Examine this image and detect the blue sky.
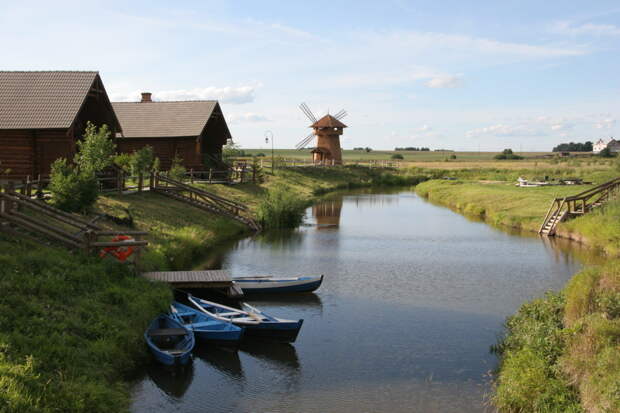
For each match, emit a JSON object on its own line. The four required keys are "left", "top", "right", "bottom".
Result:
{"left": 2, "top": 0, "right": 619, "bottom": 151}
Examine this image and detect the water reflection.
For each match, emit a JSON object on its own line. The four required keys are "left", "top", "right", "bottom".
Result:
{"left": 194, "top": 345, "right": 244, "bottom": 380}
{"left": 146, "top": 361, "right": 194, "bottom": 399}
{"left": 313, "top": 198, "right": 343, "bottom": 229}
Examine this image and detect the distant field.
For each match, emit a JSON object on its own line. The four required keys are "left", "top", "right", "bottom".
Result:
{"left": 243, "top": 149, "right": 552, "bottom": 162}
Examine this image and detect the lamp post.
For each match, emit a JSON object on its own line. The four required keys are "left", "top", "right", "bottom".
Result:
{"left": 265, "top": 130, "right": 274, "bottom": 174}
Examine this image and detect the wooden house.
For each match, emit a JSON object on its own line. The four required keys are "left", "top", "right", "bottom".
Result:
{"left": 0, "top": 71, "right": 121, "bottom": 179}
{"left": 112, "top": 93, "right": 232, "bottom": 170}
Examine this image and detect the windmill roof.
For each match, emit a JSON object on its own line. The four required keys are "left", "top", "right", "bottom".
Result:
{"left": 112, "top": 100, "right": 218, "bottom": 138}
{"left": 0, "top": 71, "right": 100, "bottom": 129}
{"left": 311, "top": 114, "right": 347, "bottom": 128}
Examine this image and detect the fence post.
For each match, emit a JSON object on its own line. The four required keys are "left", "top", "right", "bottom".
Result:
{"left": 138, "top": 174, "right": 143, "bottom": 193}
{"left": 149, "top": 172, "right": 155, "bottom": 190}
{"left": 208, "top": 169, "right": 212, "bottom": 184}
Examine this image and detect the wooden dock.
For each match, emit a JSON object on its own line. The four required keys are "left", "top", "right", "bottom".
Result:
{"left": 141, "top": 270, "right": 243, "bottom": 297}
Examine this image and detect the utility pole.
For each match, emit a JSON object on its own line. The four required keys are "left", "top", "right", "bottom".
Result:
{"left": 265, "top": 130, "right": 274, "bottom": 174}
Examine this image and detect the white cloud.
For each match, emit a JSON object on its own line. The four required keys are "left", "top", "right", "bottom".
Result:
{"left": 425, "top": 75, "right": 463, "bottom": 89}
{"left": 551, "top": 21, "right": 620, "bottom": 36}
{"left": 595, "top": 117, "right": 616, "bottom": 129}
{"left": 109, "top": 85, "right": 259, "bottom": 104}
{"left": 229, "top": 113, "right": 270, "bottom": 123}
{"left": 466, "top": 123, "right": 546, "bottom": 138}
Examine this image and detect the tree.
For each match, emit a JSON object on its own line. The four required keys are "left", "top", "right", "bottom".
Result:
{"left": 130, "top": 146, "right": 158, "bottom": 176}
{"left": 494, "top": 148, "right": 524, "bottom": 160}
{"left": 599, "top": 147, "right": 616, "bottom": 158}
{"left": 75, "top": 122, "right": 115, "bottom": 174}
{"left": 391, "top": 154, "right": 404, "bottom": 160}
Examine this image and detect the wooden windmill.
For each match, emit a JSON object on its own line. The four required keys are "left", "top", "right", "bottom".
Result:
{"left": 296, "top": 103, "right": 347, "bottom": 165}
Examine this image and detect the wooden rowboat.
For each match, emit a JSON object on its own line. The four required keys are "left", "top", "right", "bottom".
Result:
{"left": 170, "top": 301, "right": 244, "bottom": 346}
{"left": 232, "top": 274, "right": 324, "bottom": 293}
{"left": 187, "top": 294, "right": 304, "bottom": 343}
{"left": 145, "top": 314, "right": 195, "bottom": 366}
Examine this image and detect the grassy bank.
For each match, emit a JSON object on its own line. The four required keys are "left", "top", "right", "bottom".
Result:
{"left": 1, "top": 165, "right": 422, "bottom": 412}
{"left": 493, "top": 262, "right": 620, "bottom": 412}
{"left": 412, "top": 166, "right": 620, "bottom": 412}
{"left": 0, "top": 237, "right": 170, "bottom": 412}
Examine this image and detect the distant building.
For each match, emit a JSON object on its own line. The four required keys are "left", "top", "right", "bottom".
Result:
{"left": 593, "top": 138, "right": 619, "bottom": 154}
{"left": 593, "top": 139, "right": 608, "bottom": 153}
{"left": 608, "top": 139, "right": 620, "bottom": 153}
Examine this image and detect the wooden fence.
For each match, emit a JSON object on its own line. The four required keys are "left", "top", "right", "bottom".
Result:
{"left": 0, "top": 186, "right": 148, "bottom": 260}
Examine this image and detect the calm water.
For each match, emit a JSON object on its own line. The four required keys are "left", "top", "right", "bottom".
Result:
{"left": 132, "top": 188, "right": 595, "bottom": 413}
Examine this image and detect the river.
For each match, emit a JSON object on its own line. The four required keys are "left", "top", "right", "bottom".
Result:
{"left": 132, "top": 188, "right": 596, "bottom": 413}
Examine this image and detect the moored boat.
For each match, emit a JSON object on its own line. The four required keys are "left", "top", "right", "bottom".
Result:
{"left": 145, "top": 314, "right": 195, "bottom": 366}
{"left": 170, "top": 301, "right": 244, "bottom": 346}
{"left": 187, "top": 294, "right": 304, "bottom": 343}
{"left": 232, "top": 274, "right": 324, "bottom": 293}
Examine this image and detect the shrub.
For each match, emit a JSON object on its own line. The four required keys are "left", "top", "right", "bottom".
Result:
{"left": 495, "top": 149, "right": 524, "bottom": 160}
{"left": 251, "top": 156, "right": 265, "bottom": 183}
{"left": 450, "top": 154, "right": 457, "bottom": 159}
{"left": 48, "top": 159, "right": 99, "bottom": 213}
{"left": 599, "top": 147, "right": 616, "bottom": 158}
{"left": 113, "top": 153, "right": 132, "bottom": 173}
{"left": 391, "top": 154, "right": 404, "bottom": 160}
{"left": 130, "top": 146, "right": 158, "bottom": 176}
{"left": 256, "top": 185, "right": 306, "bottom": 229}
{"left": 255, "top": 153, "right": 266, "bottom": 157}
{"left": 168, "top": 155, "right": 187, "bottom": 181}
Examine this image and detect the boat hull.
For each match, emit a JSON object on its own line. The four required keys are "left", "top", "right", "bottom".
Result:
{"left": 171, "top": 302, "right": 244, "bottom": 347}
{"left": 234, "top": 275, "right": 323, "bottom": 294}
{"left": 241, "top": 319, "right": 304, "bottom": 343}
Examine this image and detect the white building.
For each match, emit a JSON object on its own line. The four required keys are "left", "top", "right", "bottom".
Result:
{"left": 593, "top": 138, "right": 608, "bottom": 153}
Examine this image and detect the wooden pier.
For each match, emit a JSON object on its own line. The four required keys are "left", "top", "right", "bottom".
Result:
{"left": 142, "top": 270, "right": 244, "bottom": 297}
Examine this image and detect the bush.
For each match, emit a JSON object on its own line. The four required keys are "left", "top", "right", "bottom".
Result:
{"left": 495, "top": 149, "right": 524, "bottom": 160}
{"left": 391, "top": 154, "right": 404, "bottom": 160}
{"left": 48, "top": 159, "right": 99, "bottom": 213}
{"left": 113, "top": 153, "right": 132, "bottom": 173}
{"left": 599, "top": 147, "right": 616, "bottom": 158}
{"left": 255, "top": 153, "right": 266, "bottom": 157}
{"left": 168, "top": 155, "right": 187, "bottom": 181}
{"left": 256, "top": 185, "right": 306, "bottom": 229}
{"left": 130, "top": 146, "right": 158, "bottom": 176}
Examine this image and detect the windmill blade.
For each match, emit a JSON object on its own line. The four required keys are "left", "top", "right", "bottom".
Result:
{"left": 295, "top": 133, "right": 315, "bottom": 150}
{"left": 299, "top": 102, "right": 317, "bottom": 123}
{"left": 334, "top": 109, "right": 347, "bottom": 120}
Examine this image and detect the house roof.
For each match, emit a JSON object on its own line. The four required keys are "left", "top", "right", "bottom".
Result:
{"left": 113, "top": 100, "right": 219, "bottom": 138}
{"left": 311, "top": 114, "right": 347, "bottom": 129}
{"left": 0, "top": 71, "right": 100, "bottom": 129}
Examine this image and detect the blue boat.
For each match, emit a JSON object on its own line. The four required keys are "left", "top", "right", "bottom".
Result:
{"left": 188, "top": 294, "right": 304, "bottom": 343}
{"left": 145, "top": 314, "right": 195, "bottom": 366}
{"left": 170, "top": 302, "right": 244, "bottom": 346}
{"left": 233, "top": 274, "right": 324, "bottom": 294}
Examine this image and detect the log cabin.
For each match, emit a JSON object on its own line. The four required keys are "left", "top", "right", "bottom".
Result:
{"left": 112, "top": 93, "right": 232, "bottom": 170}
{"left": 0, "top": 71, "right": 121, "bottom": 179}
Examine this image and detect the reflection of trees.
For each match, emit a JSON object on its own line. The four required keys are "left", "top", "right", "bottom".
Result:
{"left": 147, "top": 360, "right": 195, "bottom": 399}
{"left": 313, "top": 199, "right": 343, "bottom": 228}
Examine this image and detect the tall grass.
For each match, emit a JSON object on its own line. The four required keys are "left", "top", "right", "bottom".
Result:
{"left": 0, "top": 236, "right": 171, "bottom": 412}
{"left": 256, "top": 184, "right": 306, "bottom": 229}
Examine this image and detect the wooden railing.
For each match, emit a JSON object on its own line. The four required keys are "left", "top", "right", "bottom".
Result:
{"left": 539, "top": 177, "right": 620, "bottom": 235}
{"left": 0, "top": 188, "right": 148, "bottom": 258}
{"left": 150, "top": 173, "right": 261, "bottom": 231}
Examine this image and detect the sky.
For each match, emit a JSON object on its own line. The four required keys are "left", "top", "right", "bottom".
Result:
{"left": 1, "top": 0, "right": 620, "bottom": 151}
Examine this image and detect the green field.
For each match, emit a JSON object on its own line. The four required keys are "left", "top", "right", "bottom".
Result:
{"left": 243, "top": 149, "right": 548, "bottom": 162}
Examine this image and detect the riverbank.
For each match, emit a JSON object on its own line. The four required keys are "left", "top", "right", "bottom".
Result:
{"left": 415, "top": 177, "right": 620, "bottom": 412}
{"left": 0, "top": 165, "right": 421, "bottom": 412}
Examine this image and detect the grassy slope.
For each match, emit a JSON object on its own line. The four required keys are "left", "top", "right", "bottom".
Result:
{"left": 1, "top": 165, "right": 420, "bottom": 412}
{"left": 0, "top": 237, "right": 170, "bottom": 413}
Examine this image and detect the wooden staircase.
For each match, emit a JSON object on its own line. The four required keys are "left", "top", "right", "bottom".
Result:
{"left": 151, "top": 173, "right": 261, "bottom": 232}
{"left": 539, "top": 177, "right": 620, "bottom": 236}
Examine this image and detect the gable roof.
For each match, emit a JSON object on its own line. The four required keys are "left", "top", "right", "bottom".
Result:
{"left": 311, "top": 114, "right": 347, "bottom": 129}
{"left": 0, "top": 71, "right": 101, "bottom": 129}
{"left": 113, "top": 100, "right": 219, "bottom": 138}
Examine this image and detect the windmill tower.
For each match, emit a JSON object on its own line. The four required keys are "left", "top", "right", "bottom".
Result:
{"left": 296, "top": 103, "right": 347, "bottom": 165}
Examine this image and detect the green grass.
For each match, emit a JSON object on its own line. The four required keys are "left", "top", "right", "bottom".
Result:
{"left": 0, "top": 237, "right": 170, "bottom": 412}
{"left": 561, "top": 199, "right": 620, "bottom": 256}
